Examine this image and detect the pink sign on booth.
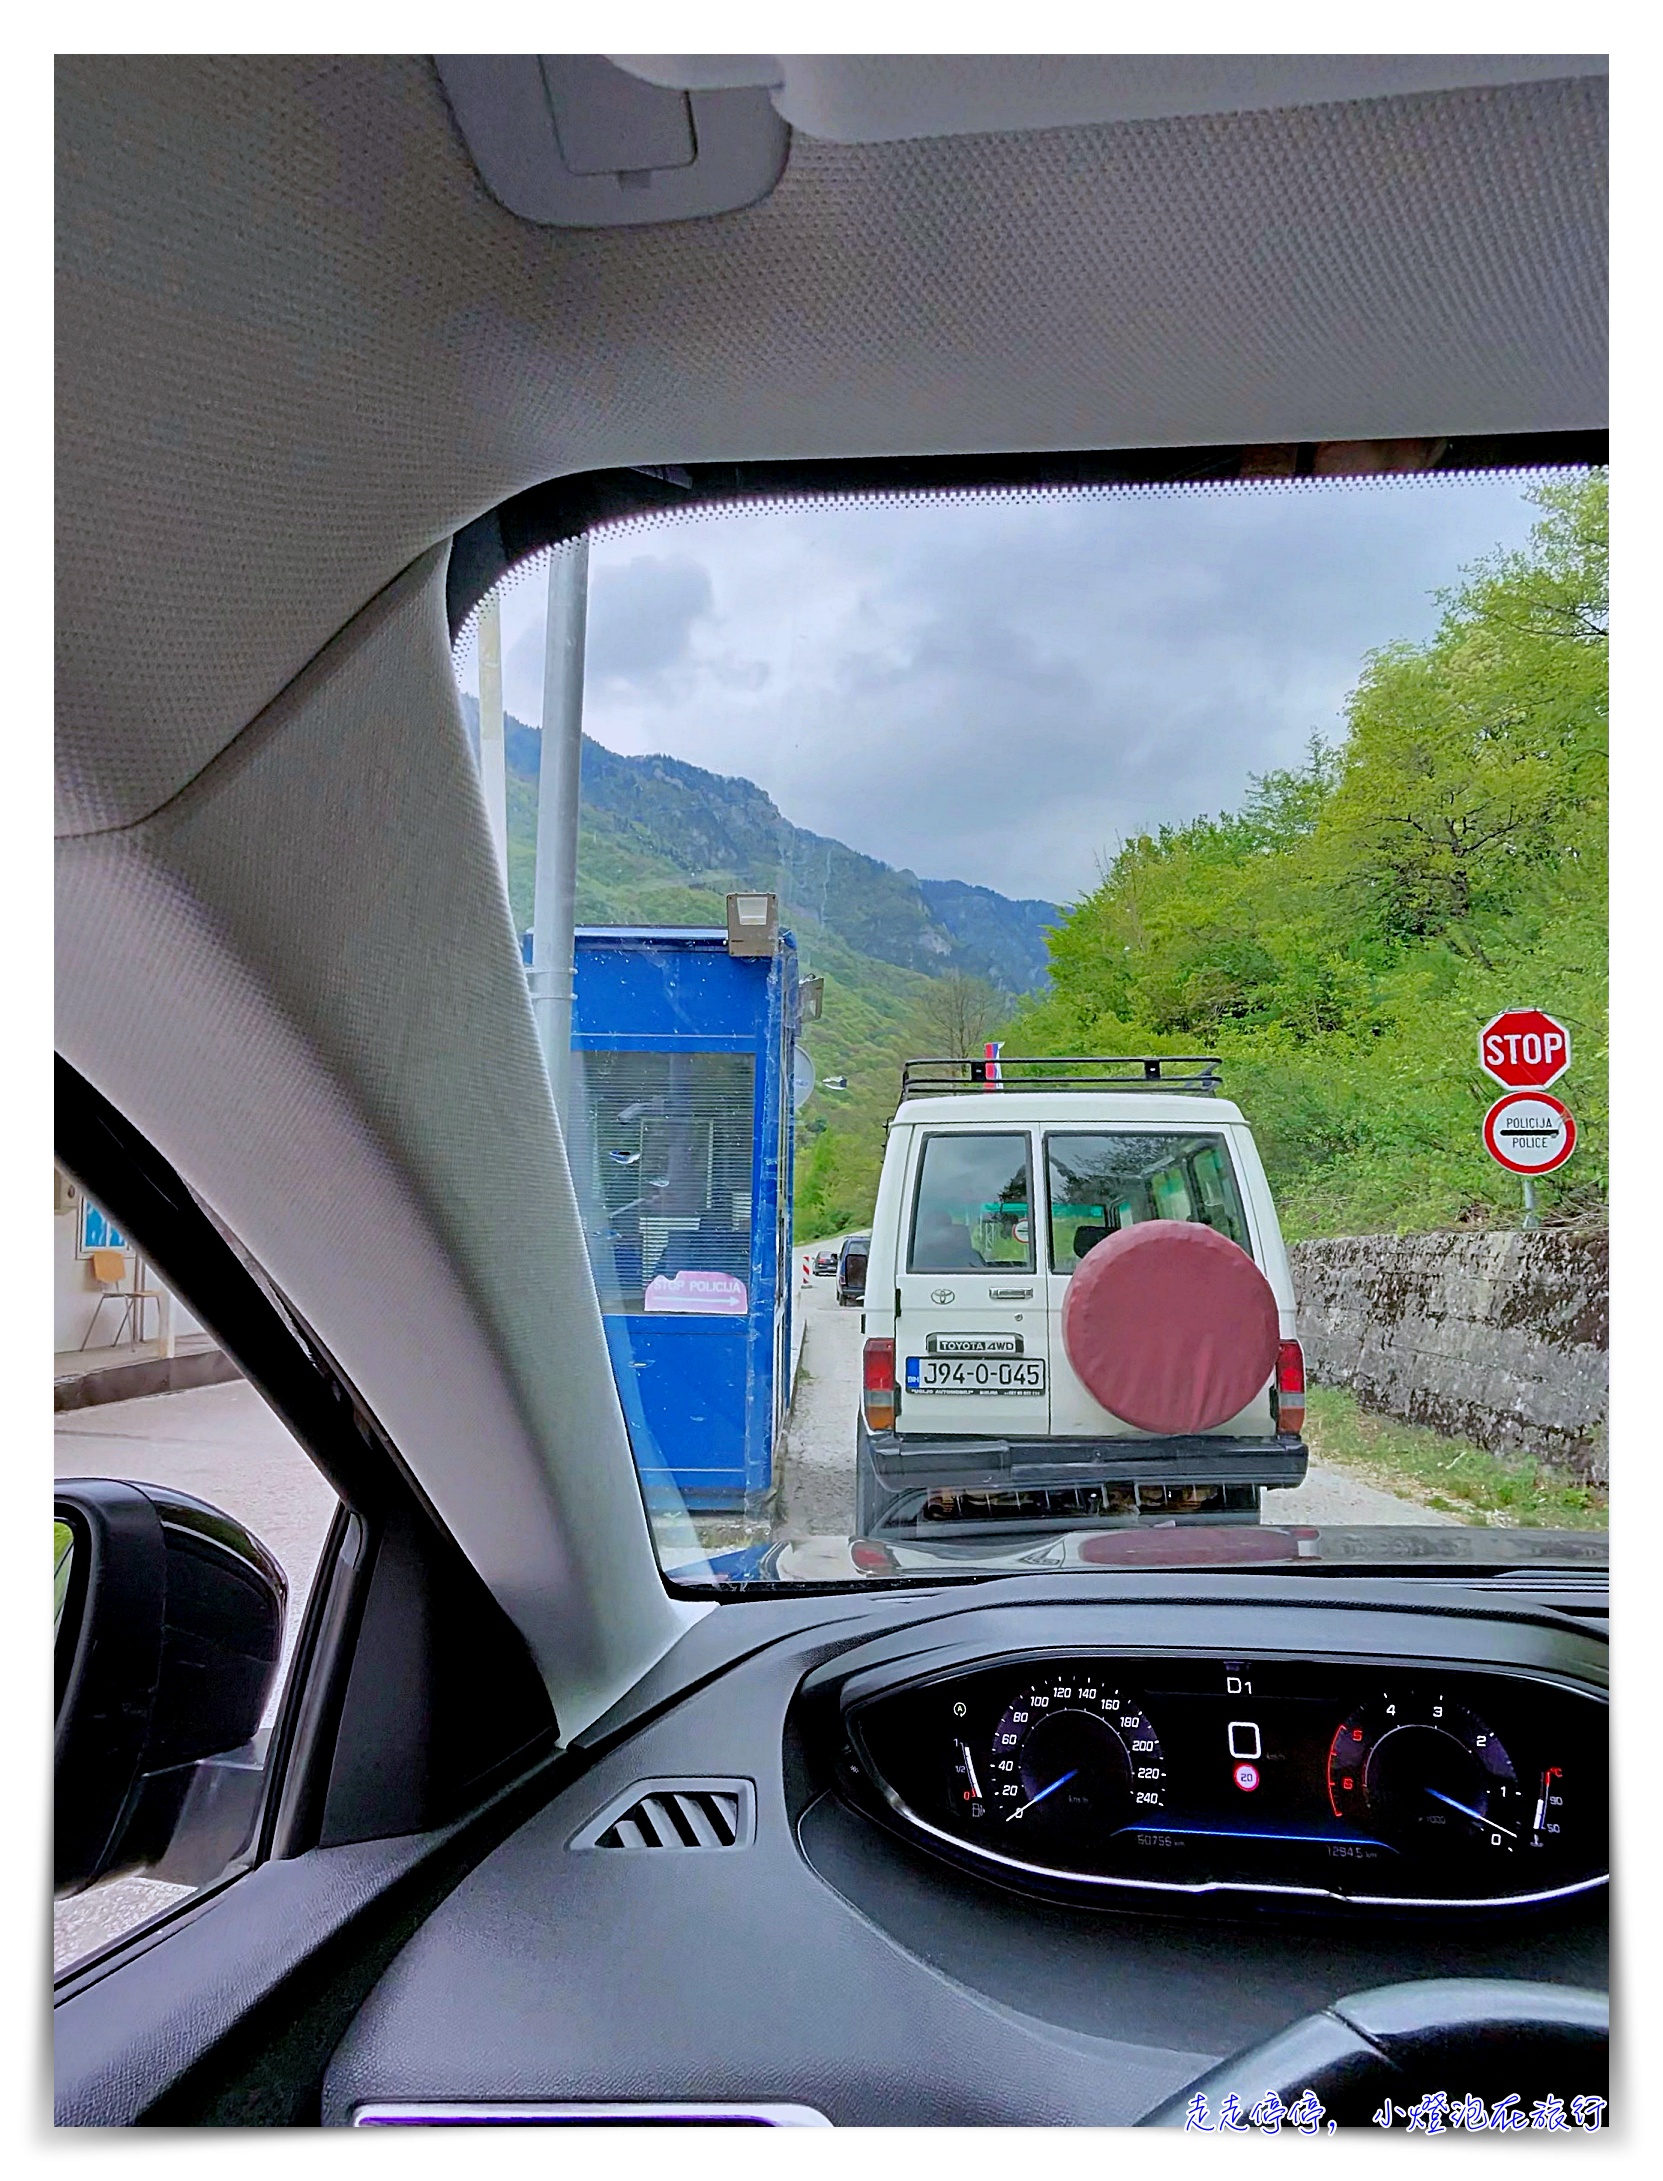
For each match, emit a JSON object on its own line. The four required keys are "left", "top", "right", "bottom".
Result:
{"left": 643, "top": 1269, "right": 749, "bottom": 1316}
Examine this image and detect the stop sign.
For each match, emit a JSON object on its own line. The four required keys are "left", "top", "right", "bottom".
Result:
{"left": 1478, "top": 1008, "right": 1571, "bottom": 1089}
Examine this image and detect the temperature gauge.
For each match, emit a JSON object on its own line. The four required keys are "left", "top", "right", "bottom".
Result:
{"left": 1530, "top": 1766, "right": 1566, "bottom": 1849}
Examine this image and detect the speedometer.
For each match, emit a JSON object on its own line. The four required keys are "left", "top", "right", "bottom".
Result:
{"left": 988, "top": 1671, "right": 1167, "bottom": 1844}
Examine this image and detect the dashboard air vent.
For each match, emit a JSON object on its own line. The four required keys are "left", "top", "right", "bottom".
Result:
{"left": 571, "top": 1778, "right": 755, "bottom": 1851}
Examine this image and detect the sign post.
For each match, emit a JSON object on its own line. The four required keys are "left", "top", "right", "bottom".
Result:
{"left": 1477, "top": 1010, "right": 1574, "bottom": 1228}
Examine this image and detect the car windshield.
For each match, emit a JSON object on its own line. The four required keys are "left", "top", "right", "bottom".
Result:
{"left": 451, "top": 467, "right": 1608, "bottom": 1586}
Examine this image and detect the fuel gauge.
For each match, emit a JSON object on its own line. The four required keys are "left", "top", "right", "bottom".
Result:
{"left": 952, "top": 1735, "right": 989, "bottom": 1821}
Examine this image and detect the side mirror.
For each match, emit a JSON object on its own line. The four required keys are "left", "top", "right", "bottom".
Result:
{"left": 54, "top": 1480, "right": 287, "bottom": 1897}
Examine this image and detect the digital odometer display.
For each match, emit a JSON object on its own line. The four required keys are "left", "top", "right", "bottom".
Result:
{"left": 846, "top": 1654, "right": 1605, "bottom": 1904}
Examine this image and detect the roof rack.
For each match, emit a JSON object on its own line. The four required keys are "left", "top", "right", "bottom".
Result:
{"left": 900, "top": 1056, "right": 1223, "bottom": 1098}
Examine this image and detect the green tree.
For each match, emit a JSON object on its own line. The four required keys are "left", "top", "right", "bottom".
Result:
{"left": 1010, "top": 471, "right": 1607, "bottom": 1239}
{"left": 1312, "top": 474, "right": 1607, "bottom": 951}
{"left": 905, "top": 970, "right": 1007, "bottom": 1058}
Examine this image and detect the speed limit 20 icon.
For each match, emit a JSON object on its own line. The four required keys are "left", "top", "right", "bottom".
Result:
{"left": 1482, "top": 1092, "right": 1577, "bottom": 1176}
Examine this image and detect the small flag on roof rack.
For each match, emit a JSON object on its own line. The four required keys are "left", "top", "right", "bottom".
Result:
{"left": 968, "top": 1039, "right": 1004, "bottom": 1087}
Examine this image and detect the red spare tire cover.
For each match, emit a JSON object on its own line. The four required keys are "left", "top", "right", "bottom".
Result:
{"left": 1060, "top": 1222, "right": 1279, "bottom": 1436}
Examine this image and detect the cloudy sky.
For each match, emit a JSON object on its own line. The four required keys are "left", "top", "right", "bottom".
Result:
{"left": 459, "top": 476, "right": 1544, "bottom": 906}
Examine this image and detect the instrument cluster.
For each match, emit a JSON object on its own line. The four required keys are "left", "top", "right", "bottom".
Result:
{"left": 843, "top": 1652, "right": 1605, "bottom": 1907}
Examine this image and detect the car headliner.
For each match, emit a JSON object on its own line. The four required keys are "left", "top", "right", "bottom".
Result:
{"left": 56, "top": 59, "right": 1605, "bottom": 834}
{"left": 54, "top": 58, "right": 1608, "bottom": 1733}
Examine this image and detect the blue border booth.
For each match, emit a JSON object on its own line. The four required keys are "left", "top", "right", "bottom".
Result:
{"left": 567, "top": 927, "right": 798, "bottom": 1515}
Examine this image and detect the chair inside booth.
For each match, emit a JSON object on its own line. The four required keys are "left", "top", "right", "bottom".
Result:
{"left": 572, "top": 1050, "right": 757, "bottom": 1313}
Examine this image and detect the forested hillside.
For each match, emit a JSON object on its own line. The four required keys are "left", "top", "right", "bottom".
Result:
{"left": 1011, "top": 473, "right": 1608, "bottom": 1240}
{"left": 456, "top": 705, "right": 1058, "bottom": 994}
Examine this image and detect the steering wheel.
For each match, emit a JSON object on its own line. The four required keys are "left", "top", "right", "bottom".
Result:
{"left": 1140, "top": 1979, "right": 1608, "bottom": 2130}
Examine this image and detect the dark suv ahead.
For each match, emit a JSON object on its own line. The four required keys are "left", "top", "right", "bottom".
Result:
{"left": 836, "top": 1231, "right": 869, "bottom": 1307}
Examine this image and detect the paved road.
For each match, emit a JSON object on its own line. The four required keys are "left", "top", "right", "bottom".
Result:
{"left": 55, "top": 1377, "right": 342, "bottom": 1693}
{"left": 1265, "top": 1464, "right": 1457, "bottom": 1527}
{"left": 773, "top": 1271, "right": 863, "bottom": 1539}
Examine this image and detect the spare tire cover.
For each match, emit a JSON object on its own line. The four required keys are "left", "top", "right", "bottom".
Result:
{"left": 1060, "top": 1221, "right": 1279, "bottom": 1436}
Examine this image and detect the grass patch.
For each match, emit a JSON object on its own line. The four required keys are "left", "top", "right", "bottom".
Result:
{"left": 1304, "top": 1386, "right": 1607, "bottom": 1530}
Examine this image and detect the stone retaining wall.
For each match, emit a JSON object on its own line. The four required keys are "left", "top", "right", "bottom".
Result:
{"left": 1289, "top": 1229, "right": 1608, "bottom": 1482}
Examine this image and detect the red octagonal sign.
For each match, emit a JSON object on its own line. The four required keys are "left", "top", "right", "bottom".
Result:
{"left": 1478, "top": 1008, "right": 1571, "bottom": 1089}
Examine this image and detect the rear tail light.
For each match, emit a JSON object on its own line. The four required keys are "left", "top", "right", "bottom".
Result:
{"left": 1276, "top": 1339, "right": 1306, "bottom": 1438}
{"left": 862, "top": 1338, "right": 896, "bottom": 1431}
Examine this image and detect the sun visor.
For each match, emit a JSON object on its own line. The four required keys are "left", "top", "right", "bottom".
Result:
{"left": 608, "top": 54, "right": 1607, "bottom": 146}
{"left": 434, "top": 55, "right": 788, "bottom": 228}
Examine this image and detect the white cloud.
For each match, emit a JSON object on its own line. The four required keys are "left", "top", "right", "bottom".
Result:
{"left": 469, "top": 478, "right": 1546, "bottom": 903}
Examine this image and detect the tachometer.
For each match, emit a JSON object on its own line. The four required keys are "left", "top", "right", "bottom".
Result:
{"left": 989, "top": 1671, "right": 1166, "bottom": 1841}
{"left": 1328, "top": 1691, "right": 1520, "bottom": 1851}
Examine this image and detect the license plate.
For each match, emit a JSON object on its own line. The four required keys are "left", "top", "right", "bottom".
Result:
{"left": 905, "top": 1356, "right": 1046, "bottom": 1394}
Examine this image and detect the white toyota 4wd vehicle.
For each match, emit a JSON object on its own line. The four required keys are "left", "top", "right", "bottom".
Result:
{"left": 856, "top": 1057, "right": 1308, "bottom": 1536}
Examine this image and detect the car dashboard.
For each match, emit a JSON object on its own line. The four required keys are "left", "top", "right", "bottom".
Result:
{"left": 320, "top": 1570, "right": 1608, "bottom": 2127}
{"left": 831, "top": 1629, "right": 1603, "bottom": 1910}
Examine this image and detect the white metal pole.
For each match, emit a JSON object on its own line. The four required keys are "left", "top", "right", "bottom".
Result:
{"left": 531, "top": 539, "right": 589, "bottom": 1122}
{"left": 477, "top": 591, "right": 509, "bottom": 892}
{"left": 1522, "top": 1177, "right": 1539, "bottom": 1229}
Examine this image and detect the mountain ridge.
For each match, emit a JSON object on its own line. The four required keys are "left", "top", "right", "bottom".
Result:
{"left": 460, "top": 698, "right": 1060, "bottom": 993}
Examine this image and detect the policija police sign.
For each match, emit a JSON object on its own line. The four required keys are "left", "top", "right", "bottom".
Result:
{"left": 1478, "top": 1009, "right": 1576, "bottom": 1190}
{"left": 1482, "top": 1093, "right": 1576, "bottom": 1177}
